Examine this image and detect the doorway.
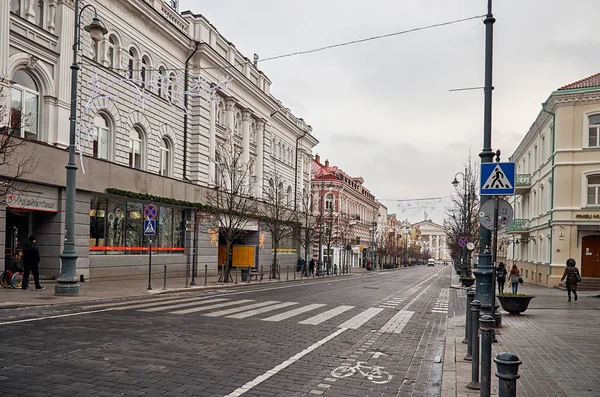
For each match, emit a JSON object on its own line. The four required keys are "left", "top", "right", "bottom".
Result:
{"left": 4, "top": 209, "right": 32, "bottom": 271}
{"left": 581, "top": 235, "right": 600, "bottom": 277}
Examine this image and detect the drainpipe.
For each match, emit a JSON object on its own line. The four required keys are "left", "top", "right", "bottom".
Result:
{"left": 541, "top": 102, "right": 555, "bottom": 276}
{"left": 293, "top": 130, "right": 308, "bottom": 211}
{"left": 183, "top": 41, "right": 200, "bottom": 182}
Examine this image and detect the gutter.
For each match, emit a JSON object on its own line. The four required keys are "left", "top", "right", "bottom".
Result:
{"left": 293, "top": 129, "right": 308, "bottom": 211}
{"left": 541, "top": 101, "right": 556, "bottom": 275}
{"left": 183, "top": 41, "right": 200, "bottom": 182}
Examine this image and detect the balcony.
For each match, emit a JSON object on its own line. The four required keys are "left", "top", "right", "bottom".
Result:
{"left": 507, "top": 219, "right": 530, "bottom": 234}
{"left": 515, "top": 174, "right": 531, "bottom": 194}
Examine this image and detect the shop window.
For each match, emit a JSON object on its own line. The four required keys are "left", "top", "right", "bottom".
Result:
{"left": 93, "top": 114, "right": 109, "bottom": 160}
{"left": 10, "top": 70, "right": 39, "bottom": 140}
{"left": 89, "top": 197, "right": 107, "bottom": 255}
{"left": 587, "top": 175, "right": 600, "bottom": 206}
{"left": 105, "top": 199, "right": 125, "bottom": 253}
{"left": 125, "top": 202, "right": 144, "bottom": 254}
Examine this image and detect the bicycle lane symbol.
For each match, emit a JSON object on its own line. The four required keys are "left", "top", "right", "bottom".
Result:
{"left": 330, "top": 360, "right": 392, "bottom": 384}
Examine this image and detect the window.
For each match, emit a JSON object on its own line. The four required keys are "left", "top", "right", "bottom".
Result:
{"left": 168, "top": 73, "right": 175, "bottom": 102}
{"left": 10, "top": 70, "right": 39, "bottom": 140}
{"left": 325, "top": 194, "right": 334, "bottom": 210}
{"left": 10, "top": 0, "right": 21, "bottom": 14}
{"left": 93, "top": 114, "right": 109, "bottom": 160}
{"left": 107, "top": 35, "right": 116, "bottom": 68}
{"left": 534, "top": 145, "right": 538, "bottom": 169}
{"left": 587, "top": 175, "right": 600, "bottom": 206}
{"left": 287, "top": 186, "right": 292, "bottom": 206}
{"left": 140, "top": 57, "right": 147, "bottom": 88}
{"left": 158, "top": 67, "right": 165, "bottom": 97}
{"left": 92, "top": 40, "right": 100, "bottom": 62}
{"left": 35, "top": 0, "right": 44, "bottom": 28}
{"left": 128, "top": 128, "right": 143, "bottom": 169}
{"left": 588, "top": 115, "right": 600, "bottom": 147}
{"left": 127, "top": 48, "right": 137, "bottom": 80}
{"left": 159, "top": 138, "right": 171, "bottom": 176}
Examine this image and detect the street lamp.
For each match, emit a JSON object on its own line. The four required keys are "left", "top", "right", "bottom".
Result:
{"left": 451, "top": 168, "right": 469, "bottom": 278}
{"left": 56, "top": 1, "right": 107, "bottom": 296}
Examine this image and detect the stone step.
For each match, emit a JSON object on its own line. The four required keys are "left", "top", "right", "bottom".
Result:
{"left": 555, "top": 277, "right": 600, "bottom": 291}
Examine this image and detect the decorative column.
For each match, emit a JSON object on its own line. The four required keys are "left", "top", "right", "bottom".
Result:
{"left": 208, "top": 98, "right": 217, "bottom": 186}
{"left": 241, "top": 108, "right": 251, "bottom": 166}
{"left": 224, "top": 97, "right": 237, "bottom": 132}
{"left": 255, "top": 119, "right": 266, "bottom": 197}
{"left": 0, "top": 0, "right": 9, "bottom": 78}
{"left": 48, "top": 0, "right": 57, "bottom": 34}
{"left": 298, "top": 151, "right": 305, "bottom": 202}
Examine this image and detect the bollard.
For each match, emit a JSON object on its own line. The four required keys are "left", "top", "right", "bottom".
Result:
{"left": 479, "top": 314, "right": 495, "bottom": 397}
{"left": 269, "top": 265, "right": 272, "bottom": 281}
{"left": 163, "top": 265, "right": 167, "bottom": 290}
{"left": 235, "top": 266, "right": 238, "bottom": 284}
{"left": 247, "top": 266, "right": 251, "bottom": 283}
{"left": 467, "top": 300, "right": 481, "bottom": 390}
{"left": 464, "top": 289, "right": 475, "bottom": 346}
{"left": 294, "top": 265, "right": 296, "bottom": 279}
{"left": 204, "top": 264, "right": 208, "bottom": 286}
{"left": 286, "top": 265, "right": 289, "bottom": 280}
{"left": 260, "top": 265, "right": 263, "bottom": 282}
{"left": 147, "top": 239, "right": 153, "bottom": 290}
{"left": 494, "top": 352, "right": 521, "bottom": 397}
{"left": 185, "top": 263, "right": 189, "bottom": 288}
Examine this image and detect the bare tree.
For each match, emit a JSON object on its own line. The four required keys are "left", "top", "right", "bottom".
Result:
{"left": 259, "top": 168, "right": 299, "bottom": 279}
{"left": 444, "top": 155, "right": 480, "bottom": 276}
{"left": 0, "top": 78, "right": 37, "bottom": 201}
{"left": 297, "top": 188, "right": 316, "bottom": 270}
{"left": 203, "top": 131, "right": 257, "bottom": 283}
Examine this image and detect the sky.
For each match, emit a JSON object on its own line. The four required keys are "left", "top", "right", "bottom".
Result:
{"left": 180, "top": 0, "right": 600, "bottom": 224}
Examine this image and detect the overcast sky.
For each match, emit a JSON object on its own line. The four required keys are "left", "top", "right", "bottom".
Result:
{"left": 180, "top": 0, "right": 600, "bottom": 224}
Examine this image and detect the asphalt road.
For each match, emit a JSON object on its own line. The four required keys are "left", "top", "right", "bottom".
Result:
{"left": 0, "top": 266, "right": 452, "bottom": 397}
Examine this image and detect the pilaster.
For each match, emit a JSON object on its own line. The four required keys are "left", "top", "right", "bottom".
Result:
{"left": 224, "top": 97, "right": 237, "bottom": 132}
{"left": 208, "top": 99, "right": 217, "bottom": 187}
{"left": 255, "top": 119, "right": 266, "bottom": 198}
{"left": 0, "top": 0, "right": 9, "bottom": 77}
{"left": 241, "top": 108, "right": 251, "bottom": 167}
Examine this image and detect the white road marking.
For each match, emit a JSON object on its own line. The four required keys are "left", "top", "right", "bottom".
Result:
{"left": 0, "top": 309, "right": 111, "bottom": 326}
{"left": 111, "top": 296, "right": 207, "bottom": 311}
{"left": 139, "top": 298, "right": 228, "bottom": 312}
{"left": 337, "top": 308, "right": 384, "bottom": 330}
{"left": 379, "top": 309, "right": 414, "bottom": 334}
{"left": 262, "top": 303, "right": 326, "bottom": 322}
{"left": 82, "top": 295, "right": 195, "bottom": 309}
{"left": 227, "top": 302, "right": 298, "bottom": 319}
{"left": 224, "top": 328, "right": 347, "bottom": 397}
{"left": 172, "top": 299, "right": 254, "bottom": 315}
{"left": 204, "top": 301, "right": 280, "bottom": 317}
{"left": 298, "top": 305, "right": 354, "bottom": 325}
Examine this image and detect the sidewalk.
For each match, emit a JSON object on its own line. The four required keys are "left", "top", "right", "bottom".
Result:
{"left": 0, "top": 267, "right": 368, "bottom": 309}
{"left": 442, "top": 271, "right": 600, "bottom": 396}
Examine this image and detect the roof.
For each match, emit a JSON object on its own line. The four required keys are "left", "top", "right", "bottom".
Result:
{"left": 558, "top": 72, "right": 600, "bottom": 91}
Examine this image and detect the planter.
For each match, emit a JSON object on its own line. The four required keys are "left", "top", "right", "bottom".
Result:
{"left": 497, "top": 295, "right": 535, "bottom": 314}
{"left": 460, "top": 277, "right": 475, "bottom": 287}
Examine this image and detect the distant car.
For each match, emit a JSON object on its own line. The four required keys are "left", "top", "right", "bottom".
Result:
{"left": 427, "top": 259, "right": 436, "bottom": 267}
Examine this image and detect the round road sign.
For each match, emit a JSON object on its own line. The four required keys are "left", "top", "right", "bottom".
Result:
{"left": 467, "top": 242, "right": 476, "bottom": 251}
{"left": 479, "top": 199, "right": 514, "bottom": 231}
{"left": 458, "top": 237, "right": 468, "bottom": 248}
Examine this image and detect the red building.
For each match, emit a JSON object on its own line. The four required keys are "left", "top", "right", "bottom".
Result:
{"left": 311, "top": 155, "right": 380, "bottom": 270}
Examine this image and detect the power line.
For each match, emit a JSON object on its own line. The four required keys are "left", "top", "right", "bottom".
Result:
{"left": 378, "top": 195, "right": 452, "bottom": 202}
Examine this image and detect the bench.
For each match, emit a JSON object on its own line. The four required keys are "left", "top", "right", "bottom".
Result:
{"left": 248, "top": 271, "right": 262, "bottom": 281}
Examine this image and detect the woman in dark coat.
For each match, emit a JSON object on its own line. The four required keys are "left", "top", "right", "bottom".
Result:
{"left": 561, "top": 258, "right": 581, "bottom": 302}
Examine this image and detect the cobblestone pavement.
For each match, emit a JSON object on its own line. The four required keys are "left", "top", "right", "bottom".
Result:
{"left": 0, "top": 266, "right": 452, "bottom": 397}
{"left": 442, "top": 272, "right": 600, "bottom": 397}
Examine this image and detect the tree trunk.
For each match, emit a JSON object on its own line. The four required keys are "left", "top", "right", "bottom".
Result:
{"left": 272, "top": 241, "right": 278, "bottom": 279}
{"left": 223, "top": 243, "right": 232, "bottom": 283}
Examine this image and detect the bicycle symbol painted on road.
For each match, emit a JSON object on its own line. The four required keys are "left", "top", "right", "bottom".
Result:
{"left": 331, "top": 361, "right": 392, "bottom": 384}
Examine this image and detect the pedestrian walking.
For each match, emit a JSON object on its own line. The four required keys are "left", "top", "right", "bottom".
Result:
{"left": 309, "top": 258, "right": 315, "bottom": 277}
{"left": 509, "top": 264, "right": 520, "bottom": 294}
{"left": 22, "top": 235, "right": 44, "bottom": 291}
{"left": 561, "top": 258, "right": 582, "bottom": 302}
{"left": 496, "top": 262, "right": 507, "bottom": 294}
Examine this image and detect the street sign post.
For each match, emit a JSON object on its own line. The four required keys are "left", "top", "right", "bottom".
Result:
{"left": 144, "top": 219, "right": 156, "bottom": 236}
{"left": 480, "top": 162, "right": 515, "bottom": 196}
{"left": 479, "top": 199, "right": 514, "bottom": 231}
{"left": 459, "top": 236, "right": 469, "bottom": 248}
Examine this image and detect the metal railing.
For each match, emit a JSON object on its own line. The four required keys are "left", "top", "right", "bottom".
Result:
{"left": 507, "top": 219, "right": 529, "bottom": 232}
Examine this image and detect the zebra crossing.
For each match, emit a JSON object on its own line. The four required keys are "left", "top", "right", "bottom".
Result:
{"left": 431, "top": 288, "right": 449, "bottom": 314}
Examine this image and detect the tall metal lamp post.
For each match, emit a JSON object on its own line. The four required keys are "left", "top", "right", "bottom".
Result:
{"left": 452, "top": 168, "right": 469, "bottom": 278}
{"left": 56, "top": 1, "right": 107, "bottom": 296}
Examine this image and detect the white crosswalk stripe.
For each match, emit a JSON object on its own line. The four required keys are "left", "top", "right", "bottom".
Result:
{"left": 227, "top": 302, "right": 298, "bottom": 319}
{"left": 261, "top": 304, "right": 326, "bottom": 322}
{"left": 139, "top": 298, "right": 229, "bottom": 312}
{"left": 111, "top": 296, "right": 210, "bottom": 311}
{"left": 338, "top": 307, "right": 384, "bottom": 330}
{"left": 380, "top": 309, "right": 414, "bottom": 334}
{"left": 298, "top": 305, "right": 354, "bottom": 325}
{"left": 204, "top": 301, "right": 280, "bottom": 317}
{"left": 432, "top": 288, "right": 450, "bottom": 314}
{"left": 171, "top": 299, "right": 254, "bottom": 315}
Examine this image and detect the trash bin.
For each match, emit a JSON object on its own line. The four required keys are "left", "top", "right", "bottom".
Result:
{"left": 241, "top": 267, "right": 250, "bottom": 281}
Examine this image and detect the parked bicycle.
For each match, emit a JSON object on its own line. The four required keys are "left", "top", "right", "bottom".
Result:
{"left": 331, "top": 361, "right": 392, "bottom": 384}
{"left": 1, "top": 269, "right": 24, "bottom": 289}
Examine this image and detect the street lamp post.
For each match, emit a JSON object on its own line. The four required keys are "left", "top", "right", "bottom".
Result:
{"left": 55, "top": 1, "right": 107, "bottom": 296}
{"left": 317, "top": 170, "right": 324, "bottom": 276}
{"left": 452, "top": 168, "right": 469, "bottom": 278}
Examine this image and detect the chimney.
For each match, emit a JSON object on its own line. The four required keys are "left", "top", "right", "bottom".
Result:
{"left": 325, "top": 159, "right": 329, "bottom": 167}
{"left": 315, "top": 154, "right": 320, "bottom": 163}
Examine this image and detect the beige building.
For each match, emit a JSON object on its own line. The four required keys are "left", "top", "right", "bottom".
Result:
{"left": 412, "top": 220, "right": 449, "bottom": 261}
{"left": 501, "top": 73, "right": 600, "bottom": 287}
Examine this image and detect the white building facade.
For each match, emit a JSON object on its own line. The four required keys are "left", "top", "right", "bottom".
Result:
{"left": 1, "top": 0, "right": 317, "bottom": 280}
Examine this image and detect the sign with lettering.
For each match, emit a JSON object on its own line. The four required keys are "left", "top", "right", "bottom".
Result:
{"left": 6, "top": 185, "right": 59, "bottom": 212}
{"left": 575, "top": 214, "right": 600, "bottom": 219}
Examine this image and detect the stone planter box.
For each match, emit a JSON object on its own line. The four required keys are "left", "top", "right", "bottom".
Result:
{"left": 497, "top": 295, "right": 535, "bottom": 314}
{"left": 460, "top": 277, "right": 475, "bottom": 287}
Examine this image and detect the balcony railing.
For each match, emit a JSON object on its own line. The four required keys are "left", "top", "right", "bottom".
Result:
{"left": 507, "top": 219, "right": 529, "bottom": 232}
{"left": 515, "top": 174, "right": 531, "bottom": 193}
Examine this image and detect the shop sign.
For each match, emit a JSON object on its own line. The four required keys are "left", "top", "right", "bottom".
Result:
{"left": 6, "top": 185, "right": 59, "bottom": 212}
{"left": 575, "top": 213, "right": 600, "bottom": 219}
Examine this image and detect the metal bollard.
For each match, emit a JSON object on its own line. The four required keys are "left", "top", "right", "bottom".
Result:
{"left": 260, "top": 265, "right": 263, "bottom": 282}
{"left": 269, "top": 265, "right": 272, "bottom": 281}
{"left": 494, "top": 352, "right": 521, "bottom": 397}
{"left": 185, "top": 263, "right": 189, "bottom": 288}
{"left": 163, "top": 265, "right": 167, "bottom": 290}
{"left": 294, "top": 265, "right": 296, "bottom": 279}
{"left": 464, "top": 289, "right": 475, "bottom": 346}
{"left": 204, "top": 264, "right": 208, "bottom": 286}
{"left": 286, "top": 265, "right": 289, "bottom": 280}
{"left": 235, "top": 266, "right": 238, "bottom": 284}
{"left": 247, "top": 266, "right": 251, "bottom": 283}
{"left": 467, "top": 300, "right": 481, "bottom": 390}
{"left": 479, "top": 314, "right": 495, "bottom": 397}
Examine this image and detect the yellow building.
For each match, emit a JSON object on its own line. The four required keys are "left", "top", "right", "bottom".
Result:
{"left": 502, "top": 73, "right": 600, "bottom": 287}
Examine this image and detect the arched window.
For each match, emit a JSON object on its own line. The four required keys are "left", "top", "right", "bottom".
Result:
{"left": 271, "top": 139, "right": 276, "bottom": 156}
{"left": 250, "top": 121, "right": 255, "bottom": 143}
{"left": 93, "top": 114, "right": 109, "bottom": 160}
{"left": 159, "top": 138, "right": 171, "bottom": 177}
{"left": 128, "top": 127, "right": 144, "bottom": 169}
{"left": 587, "top": 175, "right": 600, "bottom": 206}
{"left": 106, "top": 35, "right": 117, "bottom": 68}
{"left": 234, "top": 111, "right": 241, "bottom": 135}
{"left": 217, "top": 100, "right": 225, "bottom": 126}
{"left": 168, "top": 73, "right": 175, "bottom": 103}
{"left": 10, "top": 69, "right": 39, "bottom": 140}
{"left": 278, "top": 182, "right": 284, "bottom": 204}
{"left": 588, "top": 114, "right": 600, "bottom": 148}
{"left": 157, "top": 67, "right": 165, "bottom": 97}
{"left": 140, "top": 56, "right": 149, "bottom": 89}
{"left": 287, "top": 186, "right": 293, "bottom": 206}
{"left": 325, "top": 194, "right": 334, "bottom": 210}
{"left": 128, "top": 48, "right": 137, "bottom": 80}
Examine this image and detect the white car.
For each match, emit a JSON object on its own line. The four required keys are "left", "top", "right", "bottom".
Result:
{"left": 427, "top": 259, "right": 436, "bottom": 266}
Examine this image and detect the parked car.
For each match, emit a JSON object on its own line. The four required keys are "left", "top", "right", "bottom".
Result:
{"left": 427, "top": 259, "right": 436, "bottom": 267}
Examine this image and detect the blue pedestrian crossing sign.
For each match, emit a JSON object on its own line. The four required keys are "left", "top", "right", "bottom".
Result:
{"left": 144, "top": 219, "right": 156, "bottom": 236}
{"left": 480, "top": 162, "right": 515, "bottom": 195}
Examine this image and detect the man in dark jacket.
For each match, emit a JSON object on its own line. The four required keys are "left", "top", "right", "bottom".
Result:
{"left": 22, "top": 235, "right": 44, "bottom": 290}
